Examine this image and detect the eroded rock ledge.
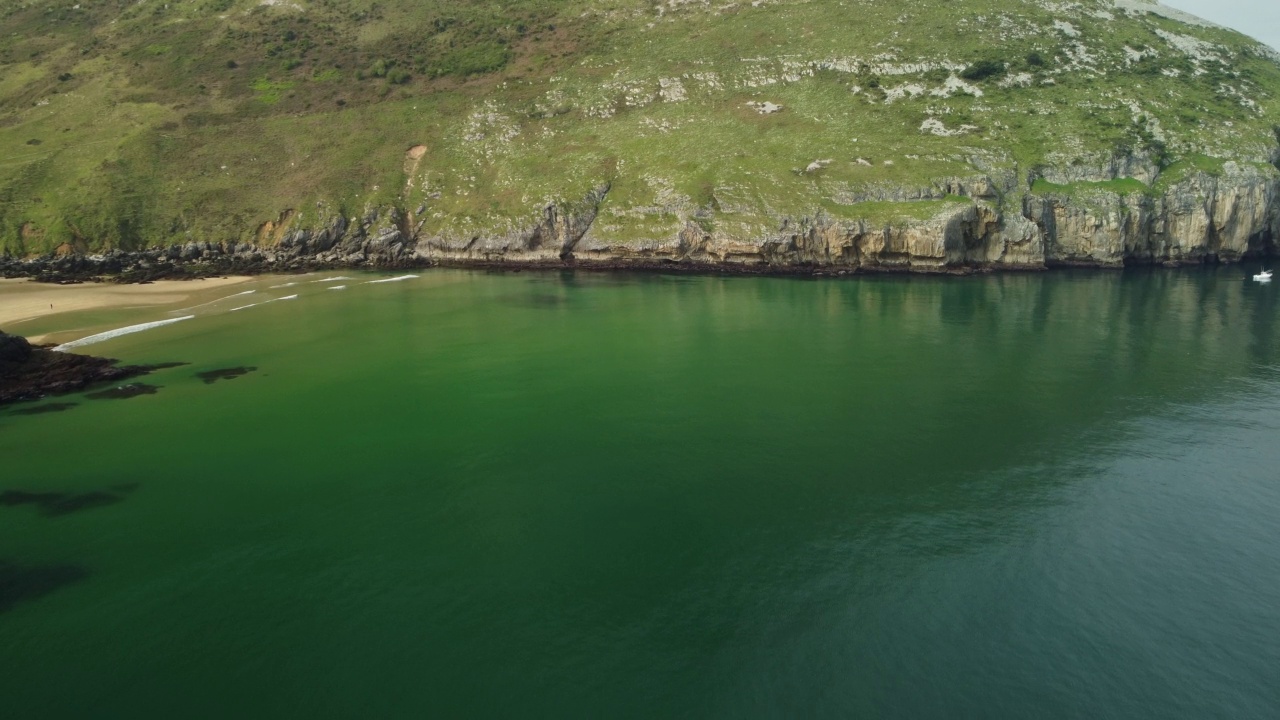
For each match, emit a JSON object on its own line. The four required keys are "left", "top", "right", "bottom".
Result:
{"left": 3, "top": 161, "right": 1276, "bottom": 283}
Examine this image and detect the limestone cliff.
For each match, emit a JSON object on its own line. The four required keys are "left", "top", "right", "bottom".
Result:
{"left": 3, "top": 0, "right": 1280, "bottom": 276}
{"left": 6, "top": 156, "right": 1274, "bottom": 279}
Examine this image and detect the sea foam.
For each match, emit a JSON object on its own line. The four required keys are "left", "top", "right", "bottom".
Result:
{"left": 365, "top": 275, "right": 419, "bottom": 284}
{"left": 230, "top": 294, "right": 297, "bottom": 312}
{"left": 175, "top": 289, "right": 255, "bottom": 312}
{"left": 54, "top": 316, "right": 195, "bottom": 351}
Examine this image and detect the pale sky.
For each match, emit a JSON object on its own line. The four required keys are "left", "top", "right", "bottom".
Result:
{"left": 1161, "top": 0, "right": 1280, "bottom": 51}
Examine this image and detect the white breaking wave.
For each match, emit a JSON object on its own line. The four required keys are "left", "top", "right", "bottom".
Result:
{"left": 230, "top": 294, "right": 298, "bottom": 312}
{"left": 327, "top": 285, "right": 347, "bottom": 291}
{"left": 269, "top": 282, "right": 299, "bottom": 289}
{"left": 365, "top": 274, "right": 419, "bottom": 284}
{"left": 54, "top": 316, "right": 195, "bottom": 351}
{"left": 313, "top": 276, "right": 353, "bottom": 283}
{"left": 175, "top": 289, "right": 256, "bottom": 312}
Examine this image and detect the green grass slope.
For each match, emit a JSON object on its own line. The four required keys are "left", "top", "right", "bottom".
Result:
{"left": 1, "top": 0, "right": 1278, "bottom": 254}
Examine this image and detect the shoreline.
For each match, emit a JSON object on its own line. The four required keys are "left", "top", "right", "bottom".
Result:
{"left": 4, "top": 250, "right": 1272, "bottom": 288}
{"left": 0, "top": 276, "right": 254, "bottom": 329}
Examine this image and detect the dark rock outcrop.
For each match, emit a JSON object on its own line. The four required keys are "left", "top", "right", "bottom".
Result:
{"left": 0, "top": 330, "right": 164, "bottom": 406}
{"left": 0, "top": 331, "right": 33, "bottom": 364}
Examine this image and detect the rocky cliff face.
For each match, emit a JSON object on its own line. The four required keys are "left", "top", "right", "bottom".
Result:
{"left": 5, "top": 159, "right": 1274, "bottom": 281}
{"left": 1030, "top": 162, "right": 1279, "bottom": 266}
{"left": 6, "top": 0, "right": 1280, "bottom": 276}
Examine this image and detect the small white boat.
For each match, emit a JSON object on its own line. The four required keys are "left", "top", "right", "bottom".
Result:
{"left": 1254, "top": 270, "right": 1273, "bottom": 282}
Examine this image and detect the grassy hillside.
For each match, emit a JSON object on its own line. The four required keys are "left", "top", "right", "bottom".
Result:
{"left": 1, "top": 0, "right": 1278, "bottom": 254}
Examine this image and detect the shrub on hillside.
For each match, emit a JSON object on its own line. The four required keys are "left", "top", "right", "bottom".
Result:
{"left": 961, "top": 59, "right": 1005, "bottom": 81}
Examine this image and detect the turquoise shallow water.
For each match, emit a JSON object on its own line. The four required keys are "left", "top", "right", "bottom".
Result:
{"left": 2, "top": 268, "right": 1279, "bottom": 718}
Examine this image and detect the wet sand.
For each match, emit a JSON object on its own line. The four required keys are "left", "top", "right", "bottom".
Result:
{"left": 0, "top": 277, "right": 253, "bottom": 330}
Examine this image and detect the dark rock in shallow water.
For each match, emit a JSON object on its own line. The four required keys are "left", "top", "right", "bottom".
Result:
{"left": 85, "top": 383, "right": 159, "bottom": 400}
{"left": 8, "top": 402, "right": 78, "bottom": 416}
{"left": 0, "top": 560, "right": 90, "bottom": 614}
{"left": 0, "top": 489, "right": 125, "bottom": 517}
{"left": 0, "top": 332, "right": 32, "bottom": 363}
{"left": 196, "top": 366, "right": 257, "bottom": 384}
{"left": 1, "top": 330, "right": 178, "bottom": 406}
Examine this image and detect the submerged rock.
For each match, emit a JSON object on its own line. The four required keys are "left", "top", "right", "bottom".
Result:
{"left": 0, "top": 560, "right": 90, "bottom": 614}
{"left": 8, "top": 402, "right": 78, "bottom": 416}
{"left": 195, "top": 366, "right": 258, "bottom": 384}
{"left": 0, "top": 489, "right": 125, "bottom": 517}
{"left": 85, "top": 383, "right": 160, "bottom": 400}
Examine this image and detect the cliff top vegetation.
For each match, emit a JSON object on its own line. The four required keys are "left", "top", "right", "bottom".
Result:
{"left": 1, "top": 0, "right": 1278, "bottom": 254}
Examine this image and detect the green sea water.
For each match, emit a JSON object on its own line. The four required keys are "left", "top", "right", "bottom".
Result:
{"left": 2, "top": 268, "right": 1279, "bottom": 718}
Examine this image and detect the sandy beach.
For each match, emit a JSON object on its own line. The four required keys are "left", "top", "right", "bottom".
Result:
{"left": 0, "top": 276, "right": 253, "bottom": 329}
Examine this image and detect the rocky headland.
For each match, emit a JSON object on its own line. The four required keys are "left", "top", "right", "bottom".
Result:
{"left": 0, "top": 331, "right": 164, "bottom": 406}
